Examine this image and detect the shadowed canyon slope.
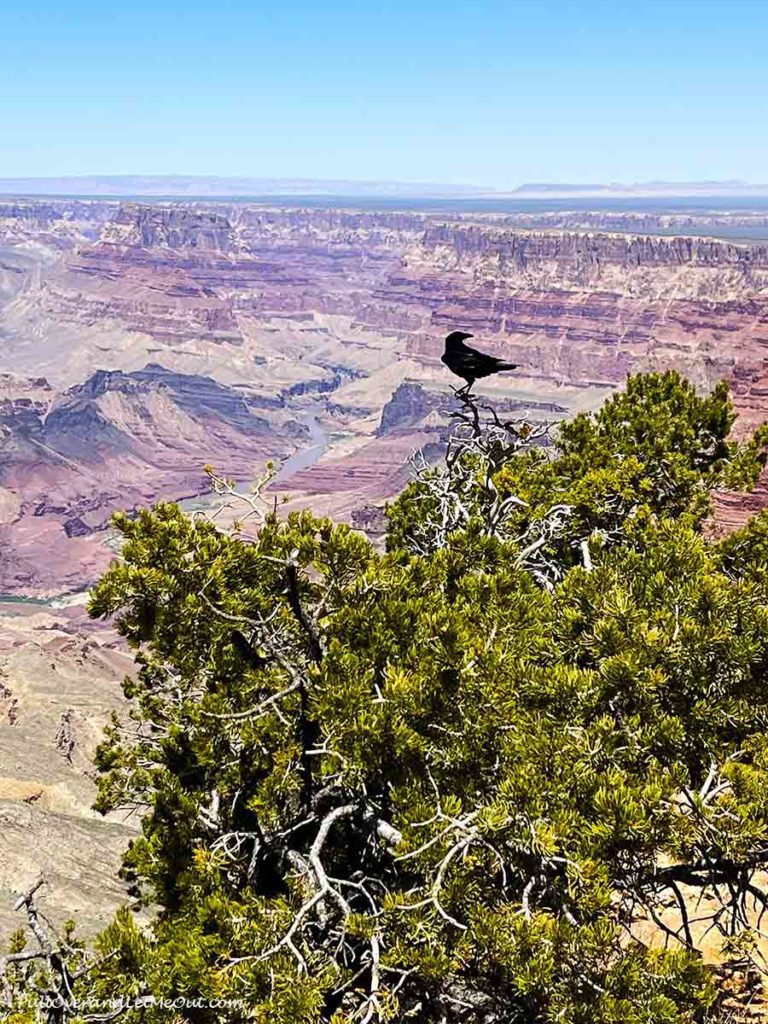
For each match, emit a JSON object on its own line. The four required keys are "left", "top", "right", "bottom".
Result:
{"left": 3, "top": 198, "right": 768, "bottom": 595}
{"left": 0, "top": 366, "right": 302, "bottom": 593}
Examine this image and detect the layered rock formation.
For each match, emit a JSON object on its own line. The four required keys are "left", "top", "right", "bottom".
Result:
{"left": 468, "top": 209, "right": 768, "bottom": 240}
{"left": 3, "top": 198, "right": 768, "bottom": 591}
{"left": 0, "top": 365, "right": 301, "bottom": 593}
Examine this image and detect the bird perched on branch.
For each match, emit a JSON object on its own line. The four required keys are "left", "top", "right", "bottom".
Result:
{"left": 441, "top": 331, "right": 518, "bottom": 393}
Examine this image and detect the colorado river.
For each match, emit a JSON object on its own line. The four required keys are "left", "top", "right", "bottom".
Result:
{"left": 178, "top": 409, "right": 329, "bottom": 517}
{"left": 271, "top": 412, "right": 329, "bottom": 485}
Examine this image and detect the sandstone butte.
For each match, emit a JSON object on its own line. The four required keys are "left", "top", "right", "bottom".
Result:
{"left": 3, "top": 197, "right": 768, "bottom": 948}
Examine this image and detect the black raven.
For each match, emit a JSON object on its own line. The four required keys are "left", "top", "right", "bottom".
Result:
{"left": 441, "top": 331, "right": 518, "bottom": 392}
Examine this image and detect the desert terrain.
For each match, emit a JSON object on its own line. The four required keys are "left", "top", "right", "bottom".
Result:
{"left": 4, "top": 195, "right": 768, "bottom": 935}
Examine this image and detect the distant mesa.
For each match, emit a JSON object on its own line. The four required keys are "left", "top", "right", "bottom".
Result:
{"left": 2, "top": 175, "right": 768, "bottom": 202}
{"left": 511, "top": 179, "right": 768, "bottom": 197}
{"left": 0, "top": 175, "right": 494, "bottom": 200}
{"left": 514, "top": 183, "right": 610, "bottom": 193}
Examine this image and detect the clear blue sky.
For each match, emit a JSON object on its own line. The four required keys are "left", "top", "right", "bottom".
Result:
{"left": 2, "top": 0, "right": 766, "bottom": 187}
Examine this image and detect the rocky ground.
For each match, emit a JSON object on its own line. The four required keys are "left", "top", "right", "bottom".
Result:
{"left": 0, "top": 600, "right": 137, "bottom": 937}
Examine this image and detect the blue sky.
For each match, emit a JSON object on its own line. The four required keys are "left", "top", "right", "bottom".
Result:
{"left": 1, "top": 0, "right": 766, "bottom": 186}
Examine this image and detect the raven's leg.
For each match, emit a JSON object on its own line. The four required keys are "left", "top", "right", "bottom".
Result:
{"left": 453, "top": 377, "right": 475, "bottom": 397}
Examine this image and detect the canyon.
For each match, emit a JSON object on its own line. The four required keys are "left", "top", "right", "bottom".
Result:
{"left": 5, "top": 198, "right": 768, "bottom": 596}
{"left": 4, "top": 196, "right": 768, "bottom": 933}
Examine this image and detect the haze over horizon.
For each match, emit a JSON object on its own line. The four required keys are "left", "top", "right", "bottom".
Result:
{"left": 4, "top": 174, "right": 768, "bottom": 200}
{"left": 2, "top": 0, "right": 767, "bottom": 187}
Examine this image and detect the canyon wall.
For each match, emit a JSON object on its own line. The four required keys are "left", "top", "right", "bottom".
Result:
{"left": 3, "top": 199, "right": 768, "bottom": 593}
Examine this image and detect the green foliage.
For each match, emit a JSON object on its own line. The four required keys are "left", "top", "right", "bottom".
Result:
{"left": 5, "top": 371, "right": 768, "bottom": 1023}
{"left": 388, "top": 370, "right": 768, "bottom": 576}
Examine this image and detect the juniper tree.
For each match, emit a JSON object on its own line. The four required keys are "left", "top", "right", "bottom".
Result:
{"left": 5, "top": 371, "right": 768, "bottom": 1024}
